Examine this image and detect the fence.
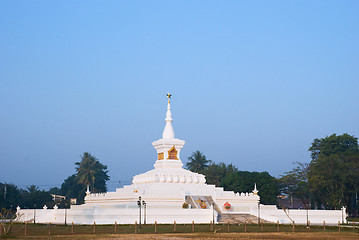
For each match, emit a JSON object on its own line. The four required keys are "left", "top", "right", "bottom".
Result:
{"left": 1, "top": 220, "right": 358, "bottom": 237}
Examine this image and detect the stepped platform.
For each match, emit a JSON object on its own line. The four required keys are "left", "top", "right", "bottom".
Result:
{"left": 218, "top": 213, "right": 270, "bottom": 224}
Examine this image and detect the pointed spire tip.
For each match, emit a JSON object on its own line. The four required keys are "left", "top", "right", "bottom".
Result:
{"left": 166, "top": 93, "right": 172, "bottom": 103}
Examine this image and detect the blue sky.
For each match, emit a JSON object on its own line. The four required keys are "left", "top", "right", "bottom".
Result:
{"left": 1, "top": 1, "right": 358, "bottom": 191}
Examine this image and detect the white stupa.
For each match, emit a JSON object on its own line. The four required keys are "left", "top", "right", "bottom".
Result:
{"left": 74, "top": 94, "right": 260, "bottom": 224}
{"left": 17, "top": 95, "right": 346, "bottom": 225}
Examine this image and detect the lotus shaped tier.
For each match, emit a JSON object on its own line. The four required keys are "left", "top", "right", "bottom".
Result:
{"left": 132, "top": 167, "right": 206, "bottom": 184}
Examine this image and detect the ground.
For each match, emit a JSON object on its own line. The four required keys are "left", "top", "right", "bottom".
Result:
{"left": 3, "top": 223, "right": 358, "bottom": 239}
{"left": 5, "top": 232, "right": 359, "bottom": 240}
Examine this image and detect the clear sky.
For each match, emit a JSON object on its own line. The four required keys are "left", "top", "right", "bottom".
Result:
{"left": 1, "top": 1, "right": 358, "bottom": 191}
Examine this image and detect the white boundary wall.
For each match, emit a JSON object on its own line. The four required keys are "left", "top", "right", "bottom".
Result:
{"left": 259, "top": 205, "right": 347, "bottom": 225}
{"left": 17, "top": 204, "right": 346, "bottom": 225}
{"left": 16, "top": 207, "right": 216, "bottom": 225}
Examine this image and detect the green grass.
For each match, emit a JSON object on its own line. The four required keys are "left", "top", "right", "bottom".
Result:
{"left": 1, "top": 222, "right": 358, "bottom": 238}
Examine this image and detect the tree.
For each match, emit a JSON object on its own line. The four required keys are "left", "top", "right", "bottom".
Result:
{"left": 278, "top": 162, "right": 310, "bottom": 209}
{"left": 201, "top": 162, "right": 237, "bottom": 186}
{"left": 222, "top": 171, "right": 279, "bottom": 204}
{"left": 0, "top": 183, "right": 20, "bottom": 209}
{"left": 196, "top": 160, "right": 278, "bottom": 205}
{"left": 307, "top": 134, "right": 359, "bottom": 215}
{"left": 75, "top": 152, "right": 110, "bottom": 193}
{"left": 186, "top": 151, "right": 278, "bottom": 204}
{"left": 60, "top": 174, "right": 86, "bottom": 204}
{"left": 0, "top": 183, "right": 53, "bottom": 210}
{"left": 48, "top": 187, "right": 61, "bottom": 195}
{"left": 20, "top": 185, "right": 53, "bottom": 209}
{"left": 0, "top": 208, "right": 17, "bottom": 237}
{"left": 186, "top": 151, "right": 211, "bottom": 172}
{"left": 308, "top": 153, "right": 359, "bottom": 211}
{"left": 308, "top": 133, "right": 358, "bottom": 161}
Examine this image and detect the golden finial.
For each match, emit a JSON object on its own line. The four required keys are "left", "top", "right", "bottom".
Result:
{"left": 166, "top": 93, "right": 172, "bottom": 103}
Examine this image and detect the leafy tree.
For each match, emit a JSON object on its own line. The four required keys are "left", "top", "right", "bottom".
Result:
{"left": 75, "top": 152, "right": 110, "bottom": 193}
{"left": 201, "top": 162, "right": 237, "bottom": 186}
{"left": 186, "top": 151, "right": 211, "bottom": 172}
{"left": 20, "top": 185, "right": 53, "bottom": 209}
{"left": 48, "top": 152, "right": 110, "bottom": 205}
{"left": 222, "top": 171, "right": 279, "bottom": 204}
{"left": 308, "top": 133, "right": 358, "bottom": 161}
{"left": 278, "top": 162, "right": 310, "bottom": 209}
{"left": 48, "top": 187, "right": 61, "bottom": 195}
{"left": 0, "top": 183, "right": 53, "bottom": 209}
{"left": 308, "top": 153, "right": 359, "bottom": 211}
{"left": 26, "top": 185, "right": 53, "bottom": 208}
{"left": 0, "top": 183, "right": 20, "bottom": 209}
{"left": 308, "top": 134, "right": 359, "bottom": 215}
{"left": 60, "top": 174, "right": 86, "bottom": 204}
{"left": 186, "top": 151, "right": 278, "bottom": 205}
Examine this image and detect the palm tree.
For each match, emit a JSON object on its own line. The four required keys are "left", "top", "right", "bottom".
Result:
{"left": 186, "top": 151, "right": 211, "bottom": 172}
{"left": 75, "top": 152, "right": 109, "bottom": 193}
{"left": 27, "top": 185, "right": 39, "bottom": 194}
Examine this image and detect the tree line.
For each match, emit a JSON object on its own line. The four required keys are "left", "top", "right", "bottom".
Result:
{"left": 0, "top": 152, "right": 109, "bottom": 210}
{"left": 186, "top": 151, "right": 278, "bottom": 204}
{"left": 186, "top": 133, "right": 359, "bottom": 217}
{"left": 0, "top": 183, "right": 52, "bottom": 210}
{"left": 1, "top": 133, "right": 358, "bottom": 217}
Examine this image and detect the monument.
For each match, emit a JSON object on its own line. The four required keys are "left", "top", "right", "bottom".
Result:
{"left": 17, "top": 95, "right": 347, "bottom": 225}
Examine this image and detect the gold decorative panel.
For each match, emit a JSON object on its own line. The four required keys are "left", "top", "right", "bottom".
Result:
{"left": 158, "top": 152, "right": 164, "bottom": 160}
{"left": 167, "top": 145, "right": 178, "bottom": 160}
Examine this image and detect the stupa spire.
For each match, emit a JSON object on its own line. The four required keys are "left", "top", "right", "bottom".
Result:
{"left": 253, "top": 183, "right": 258, "bottom": 195}
{"left": 162, "top": 93, "right": 175, "bottom": 139}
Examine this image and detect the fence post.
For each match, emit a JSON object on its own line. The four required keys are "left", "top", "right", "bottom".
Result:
{"left": 0, "top": 223, "right": 2, "bottom": 236}
{"left": 49, "top": 222, "right": 51, "bottom": 235}
{"left": 277, "top": 220, "right": 279, "bottom": 232}
{"left": 135, "top": 221, "right": 137, "bottom": 234}
{"left": 292, "top": 221, "right": 295, "bottom": 232}
{"left": 25, "top": 222, "right": 27, "bottom": 236}
{"left": 308, "top": 220, "right": 310, "bottom": 231}
{"left": 115, "top": 221, "right": 117, "bottom": 234}
{"left": 71, "top": 222, "right": 74, "bottom": 234}
{"left": 227, "top": 222, "right": 230, "bottom": 232}
{"left": 192, "top": 220, "right": 194, "bottom": 232}
{"left": 210, "top": 220, "right": 213, "bottom": 232}
{"left": 323, "top": 220, "right": 325, "bottom": 231}
{"left": 245, "top": 220, "right": 247, "bottom": 232}
{"left": 93, "top": 221, "right": 96, "bottom": 234}
{"left": 174, "top": 220, "right": 176, "bottom": 232}
{"left": 261, "top": 220, "right": 263, "bottom": 232}
{"left": 338, "top": 221, "right": 340, "bottom": 232}
{"left": 353, "top": 220, "right": 355, "bottom": 231}
{"left": 155, "top": 221, "right": 157, "bottom": 233}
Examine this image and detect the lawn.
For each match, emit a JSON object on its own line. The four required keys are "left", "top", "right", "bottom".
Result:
{"left": 1, "top": 222, "right": 358, "bottom": 239}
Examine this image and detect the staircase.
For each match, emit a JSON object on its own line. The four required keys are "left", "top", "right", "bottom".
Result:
{"left": 185, "top": 195, "right": 217, "bottom": 210}
{"left": 185, "top": 195, "right": 267, "bottom": 224}
{"left": 204, "top": 196, "right": 222, "bottom": 213}
{"left": 185, "top": 196, "right": 197, "bottom": 208}
{"left": 218, "top": 213, "right": 271, "bottom": 224}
